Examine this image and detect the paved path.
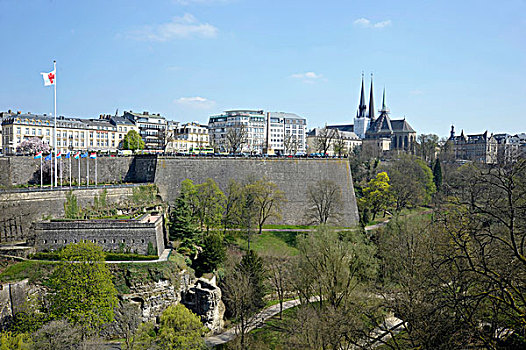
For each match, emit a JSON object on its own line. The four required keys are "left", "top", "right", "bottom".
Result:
{"left": 205, "top": 297, "right": 318, "bottom": 347}
{"left": 105, "top": 248, "right": 171, "bottom": 264}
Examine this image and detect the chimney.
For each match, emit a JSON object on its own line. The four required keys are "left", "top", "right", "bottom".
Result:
{"left": 144, "top": 111, "right": 149, "bottom": 115}
{"left": 17, "top": 111, "right": 21, "bottom": 114}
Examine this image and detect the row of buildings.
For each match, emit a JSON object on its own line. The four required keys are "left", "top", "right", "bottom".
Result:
{"left": 3, "top": 74, "right": 521, "bottom": 161}
{"left": 0, "top": 108, "right": 310, "bottom": 156}
{"left": 448, "top": 126, "right": 526, "bottom": 164}
{"left": 0, "top": 75, "right": 416, "bottom": 157}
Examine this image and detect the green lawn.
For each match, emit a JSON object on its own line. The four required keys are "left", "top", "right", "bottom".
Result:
{"left": 234, "top": 230, "right": 304, "bottom": 256}
{"left": 262, "top": 224, "right": 315, "bottom": 230}
{"left": 0, "top": 260, "right": 57, "bottom": 283}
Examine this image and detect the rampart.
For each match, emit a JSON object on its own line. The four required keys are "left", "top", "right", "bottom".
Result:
{"left": 32, "top": 214, "right": 165, "bottom": 255}
{"left": 0, "top": 156, "right": 360, "bottom": 241}
{"left": 154, "top": 157, "right": 360, "bottom": 226}
{"left": 0, "top": 186, "right": 135, "bottom": 243}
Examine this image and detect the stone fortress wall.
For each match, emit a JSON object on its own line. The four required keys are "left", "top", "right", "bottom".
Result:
{"left": 0, "top": 156, "right": 360, "bottom": 244}
{"left": 32, "top": 214, "right": 165, "bottom": 255}
{"left": 0, "top": 186, "right": 136, "bottom": 244}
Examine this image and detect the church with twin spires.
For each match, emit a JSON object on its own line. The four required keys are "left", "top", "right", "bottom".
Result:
{"left": 352, "top": 74, "right": 417, "bottom": 153}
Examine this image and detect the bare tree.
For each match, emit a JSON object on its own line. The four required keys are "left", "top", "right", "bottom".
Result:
{"left": 221, "top": 252, "right": 261, "bottom": 350}
{"left": 283, "top": 134, "right": 299, "bottom": 155}
{"left": 305, "top": 179, "right": 344, "bottom": 225}
{"left": 226, "top": 123, "right": 248, "bottom": 154}
{"left": 332, "top": 130, "right": 347, "bottom": 158}
{"left": 314, "top": 127, "right": 335, "bottom": 155}
{"left": 246, "top": 177, "right": 286, "bottom": 234}
{"left": 266, "top": 255, "right": 293, "bottom": 319}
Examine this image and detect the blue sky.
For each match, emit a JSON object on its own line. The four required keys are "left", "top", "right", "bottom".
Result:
{"left": 1, "top": 0, "right": 525, "bottom": 137}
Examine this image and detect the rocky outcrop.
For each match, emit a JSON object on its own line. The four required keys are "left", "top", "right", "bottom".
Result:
{"left": 181, "top": 276, "right": 225, "bottom": 333}
{"left": 0, "top": 266, "right": 225, "bottom": 335}
{"left": 119, "top": 270, "right": 224, "bottom": 333}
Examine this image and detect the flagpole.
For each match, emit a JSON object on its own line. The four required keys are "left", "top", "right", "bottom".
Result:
{"left": 40, "top": 156, "right": 43, "bottom": 188}
{"left": 60, "top": 157, "right": 62, "bottom": 187}
{"left": 78, "top": 155, "right": 80, "bottom": 187}
{"left": 69, "top": 155, "right": 72, "bottom": 189}
{"left": 95, "top": 155, "right": 97, "bottom": 186}
{"left": 87, "top": 156, "right": 89, "bottom": 187}
{"left": 50, "top": 154, "right": 54, "bottom": 188}
{"left": 53, "top": 60, "right": 57, "bottom": 188}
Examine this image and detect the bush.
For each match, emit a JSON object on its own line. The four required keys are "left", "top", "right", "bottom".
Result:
{"left": 30, "top": 251, "right": 158, "bottom": 261}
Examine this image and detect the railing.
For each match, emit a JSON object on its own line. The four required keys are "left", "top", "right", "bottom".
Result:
{"left": 0, "top": 183, "right": 150, "bottom": 194}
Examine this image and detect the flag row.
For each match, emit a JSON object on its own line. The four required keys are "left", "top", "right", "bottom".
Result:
{"left": 34, "top": 151, "right": 97, "bottom": 160}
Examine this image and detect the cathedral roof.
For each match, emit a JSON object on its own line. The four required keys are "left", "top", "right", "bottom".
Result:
{"left": 391, "top": 119, "right": 415, "bottom": 132}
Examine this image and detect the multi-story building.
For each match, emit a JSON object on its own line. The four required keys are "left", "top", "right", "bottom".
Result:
{"left": 306, "top": 128, "right": 361, "bottom": 156}
{"left": 166, "top": 122, "right": 209, "bottom": 153}
{"left": 1, "top": 112, "right": 141, "bottom": 155}
{"left": 491, "top": 133, "right": 526, "bottom": 163}
{"left": 267, "top": 112, "right": 307, "bottom": 155}
{"left": 448, "top": 126, "right": 498, "bottom": 164}
{"left": 208, "top": 110, "right": 266, "bottom": 154}
{"left": 208, "top": 110, "right": 306, "bottom": 155}
{"left": 123, "top": 111, "right": 167, "bottom": 150}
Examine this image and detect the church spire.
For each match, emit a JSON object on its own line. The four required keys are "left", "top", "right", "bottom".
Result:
{"left": 368, "top": 74, "right": 375, "bottom": 120}
{"left": 379, "top": 87, "right": 389, "bottom": 114}
{"left": 357, "top": 72, "right": 367, "bottom": 118}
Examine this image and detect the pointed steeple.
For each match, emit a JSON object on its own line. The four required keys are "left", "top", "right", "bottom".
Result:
{"left": 379, "top": 87, "right": 389, "bottom": 114}
{"left": 368, "top": 74, "right": 375, "bottom": 120}
{"left": 356, "top": 72, "right": 367, "bottom": 118}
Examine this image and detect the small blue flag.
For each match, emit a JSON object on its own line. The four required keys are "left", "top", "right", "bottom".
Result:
{"left": 44, "top": 154, "right": 52, "bottom": 161}
{"left": 81, "top": 152, "right": 88, "bottom": 158}
{"left": 65, "top": 151, "right": 71, "bottom": 159}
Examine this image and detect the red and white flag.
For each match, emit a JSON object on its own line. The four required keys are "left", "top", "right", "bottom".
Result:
{"left": 40, "top": 69, "right": 56, "bottom": 86}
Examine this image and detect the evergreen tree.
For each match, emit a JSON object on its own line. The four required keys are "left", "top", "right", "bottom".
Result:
{"left": 239, "top": 249, "right": 266, "bottom": 309}
{"left": 433, "top": 158, "right": 443, "bottom": 191}
{"left": 192, "top": 232, "right": 225, "bottom": 276}
{"left": 168, "top": 195, "right": 197, "bottom": 241}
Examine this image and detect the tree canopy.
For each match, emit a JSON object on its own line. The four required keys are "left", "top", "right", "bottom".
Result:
{"left": 48, "top": 242, "right": 118, "bottom": 336}
{"left": 122, "top": 130, "right": 144, "bottom": 151}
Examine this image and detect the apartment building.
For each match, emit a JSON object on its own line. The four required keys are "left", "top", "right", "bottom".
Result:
{"left": 208, "top": 110, "right": 306, "bottom": 154}
{"left": 1, "top": 112, "right": 139, "bottom": 155}
{"left": 166, "top": 122, "right": 209, "bottom": 153}
{"left": 123, "top": 111, "right": 167, "bottom": 150}
{"left": 267, "top": 112, "right": 307, "bottom": 155}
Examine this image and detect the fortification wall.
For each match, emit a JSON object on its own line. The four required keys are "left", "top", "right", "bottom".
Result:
{"left": 33, "top": 215, "right": 164, "bottom": 255}
{"left": 0, "top": 156, "right": 360, "bottom": 230}
{"left": 0, "top": 187, "right": 134, "bottom": 243}
{"left": 0, "top": 156, "right": 138, "bottom": 187}
{"left": 154, "top": 157, "right": 360, "bottom": 227}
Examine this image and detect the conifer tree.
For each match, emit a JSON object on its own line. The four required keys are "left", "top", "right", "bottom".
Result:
{"left": 432, "top": 158, "right": 443, "bottom": 191}
{"left": 168, "top": 194, "right": 197, "bottom": 241}
{"left": 239, "top": 249, "right": 266, "bottom": 309}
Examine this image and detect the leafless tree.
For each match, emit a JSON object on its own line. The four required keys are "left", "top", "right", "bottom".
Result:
{"left": 305, "top": 179, "right": 344, "bottom": 225}
{"left": 283, "top": 134, "right": 299, "bottom": 155}
{"left": 332, "top": 130, "right": 347, "bottom": 157}
{"left": 266, "top": 255, "right": 293, "bottom": 319}
{"left": 226, "top": 123, "right": 248, "bottom": 154}
{"left": 314, "top": 127, "right": 335, "bottom": 155}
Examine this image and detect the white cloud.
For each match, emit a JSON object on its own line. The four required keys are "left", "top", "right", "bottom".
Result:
{"left": 354, "top": 17, "right": 392, "bottom": 29}
{"left": 290, "top": 72, "right": 324, "bottom": 83}
{"left": 353, "top": 18, "right": 371, "bottom": 27}
{"left": 175, "top": 96, "right": 216, "bottom": 109}
{"left": 127, "top": 14, "right": 218, "bottom": 41}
